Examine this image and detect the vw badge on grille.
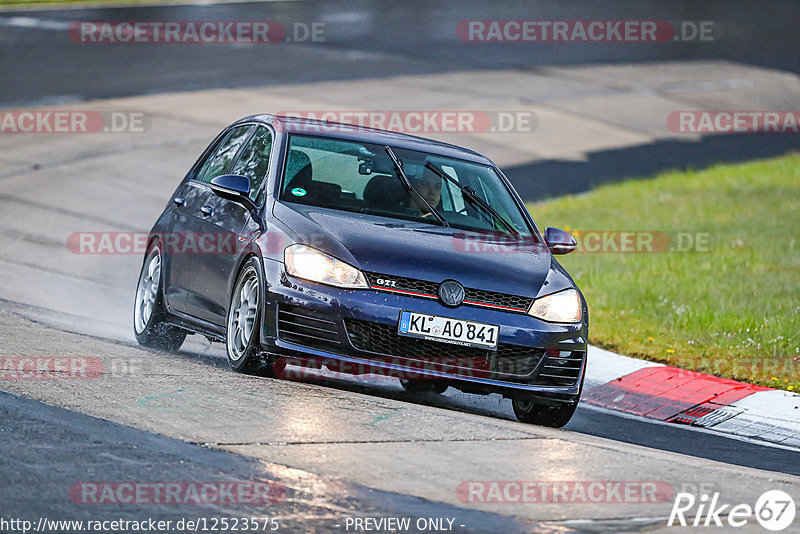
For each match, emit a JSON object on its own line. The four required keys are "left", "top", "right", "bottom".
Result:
{"left": 438, "top": 279, "right": 465, "bottom": 307}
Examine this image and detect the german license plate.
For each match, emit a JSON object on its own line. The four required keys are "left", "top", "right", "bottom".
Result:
{"left": 397, "top": 311, "right": 499, "bottom": 350}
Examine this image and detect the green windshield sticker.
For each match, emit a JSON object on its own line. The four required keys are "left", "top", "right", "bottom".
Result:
{"left": 291, "top": 187, "right": 307, "bottom": 197}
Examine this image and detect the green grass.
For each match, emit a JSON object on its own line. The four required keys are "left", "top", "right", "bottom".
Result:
{"left": 528, "top": 153, "right": 800, "bottom": 391}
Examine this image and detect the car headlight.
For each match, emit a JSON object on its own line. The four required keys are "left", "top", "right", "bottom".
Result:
{"left": 284, "top": 244, "right": 368, "bottom": 289}
{"left": 528, "top": 289, "right": 582, "bottom": 323}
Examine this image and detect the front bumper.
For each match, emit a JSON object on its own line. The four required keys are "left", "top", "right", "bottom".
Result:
{"left": 259, "top": 260, "right": 587, "bottom": 398}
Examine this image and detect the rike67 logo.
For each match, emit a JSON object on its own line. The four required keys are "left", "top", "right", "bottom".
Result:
{"left": 669, "top": 489, "right": 795, "bottom": 531}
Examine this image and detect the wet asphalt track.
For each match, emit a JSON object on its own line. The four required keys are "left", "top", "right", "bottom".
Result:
{"left": 2, "top": 0, "right": 800, "bottom": 107}
{"left": 1, "top": 301, "right": 799, "bottom": 533}
{"left": 2, "top": 1, "right": 799, "bottom": 195}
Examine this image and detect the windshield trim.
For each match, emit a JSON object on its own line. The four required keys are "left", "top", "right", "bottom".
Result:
{"left": 275, "top": 133, "right": 539, "bottom": 240}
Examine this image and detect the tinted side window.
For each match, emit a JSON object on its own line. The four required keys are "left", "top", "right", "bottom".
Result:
{"left": 230, "top": 125, "right": 272, "bottom": 203}
{"left": 194, "top": 125, "right": 253, "bottom": 184}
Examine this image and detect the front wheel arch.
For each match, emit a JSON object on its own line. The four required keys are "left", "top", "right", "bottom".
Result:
{"left": 225, "top": 255, "right": 273, "bottom": 375}
{"left": 227, "top": 253, "right": 269, "bottom": 342}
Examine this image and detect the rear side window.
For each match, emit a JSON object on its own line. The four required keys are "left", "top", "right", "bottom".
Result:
{"left": 230, "top": 125, "right": 273, "bottom": 204}
{"left": 194, "top": 125, "right": 253, "bottom": 184}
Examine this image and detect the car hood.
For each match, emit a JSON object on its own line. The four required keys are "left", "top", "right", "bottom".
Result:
{"left": 273, "top": 202, "right": 575, "bottom": 298}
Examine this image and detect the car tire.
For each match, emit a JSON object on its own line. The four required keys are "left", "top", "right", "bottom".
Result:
{"left": 133, "top": 243, "right": 187, "bottom": 351}
{"left": 512, "top": 396, "right": 578, "bottom": 427}
{"left": 399, "top": 379, "right": 448, "bottom": 394}
{"left": 226, "top": 257, "right": 271, "bottom": 375}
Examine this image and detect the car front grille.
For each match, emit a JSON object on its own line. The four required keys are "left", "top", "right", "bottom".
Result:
{"left": 464, "top": 288, "right": 532, "bottom": 311}
{"left": 364, "top": 271, "right": 533, "bottom": 313}
{"left": 533, "top": 351, "right": 585, "bottom": 386}
{"left": 344, "top": 318, "right": 544, "bottom": 378}
{"left": 277, "top": 304, "right": 343, "bottom": 351}
{"left": 277, "top": 305, "right": 581, "bottom": 385}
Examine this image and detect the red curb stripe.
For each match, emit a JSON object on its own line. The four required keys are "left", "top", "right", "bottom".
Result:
{"left": 584, "top": 366, "right": 770, "bottom": 421}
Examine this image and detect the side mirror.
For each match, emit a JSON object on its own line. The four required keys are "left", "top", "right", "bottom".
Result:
{"left": 209, "top": 174, "right": 256, "bottom": 210}
{"left": 544, "top": 226, "right": 577, "bottom": 255}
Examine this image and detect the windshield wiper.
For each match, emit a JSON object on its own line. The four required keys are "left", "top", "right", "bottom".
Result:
{"left": 385, "top": 146, "right": 449, "bottom": 227}
{"left": 424, "top": 161, "right": 520, "bottom": 238}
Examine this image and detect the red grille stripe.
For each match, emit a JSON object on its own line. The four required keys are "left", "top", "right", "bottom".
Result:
{"left": 370, "top": 286, "right": 437, "bottom": 299}
{"left": 463, "top": 300, "right": 528, "bottom": 312}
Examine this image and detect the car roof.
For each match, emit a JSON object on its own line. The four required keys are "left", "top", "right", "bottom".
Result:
{"left": 233, "top": 114, "right": 493, "bottom": 165}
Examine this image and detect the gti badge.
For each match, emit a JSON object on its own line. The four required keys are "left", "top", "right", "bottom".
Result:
{"left": 438, "top": 279, "right": 465, "bottom": 307}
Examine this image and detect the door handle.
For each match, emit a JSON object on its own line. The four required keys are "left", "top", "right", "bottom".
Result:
{"left": 173, "top": 196, "right": 185, "bottom": 206}
{"left": 200, "top": 205, "right": 213, "bottom": 217}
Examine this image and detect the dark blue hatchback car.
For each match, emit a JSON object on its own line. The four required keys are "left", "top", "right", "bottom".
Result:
{"left": 134, "top": 114, "right": 588, "bottom": 427}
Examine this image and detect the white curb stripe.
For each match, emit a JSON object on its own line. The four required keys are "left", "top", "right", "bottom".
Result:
{"left": 584, "top": 345, "right": 662, "bottom": 388}
{"left": 712, "top": 390, "right": 800, "bottom": 446}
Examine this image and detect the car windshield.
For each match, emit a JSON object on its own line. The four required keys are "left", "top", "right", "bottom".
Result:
{"left": 278, "top": 134, "right": 533, "bottom": 237}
